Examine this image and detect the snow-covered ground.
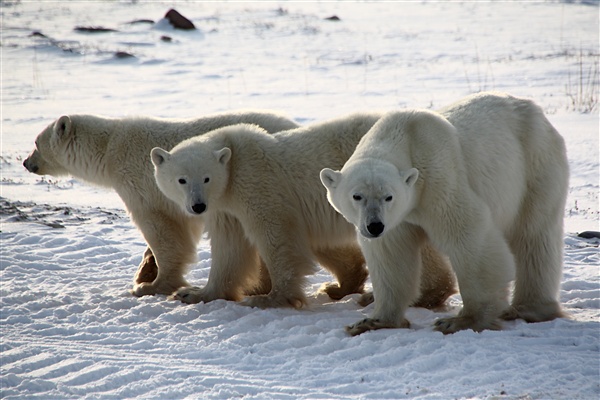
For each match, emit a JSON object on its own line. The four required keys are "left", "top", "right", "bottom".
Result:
{"left": 1, "top": 1, "right": 598, "bottom": 399}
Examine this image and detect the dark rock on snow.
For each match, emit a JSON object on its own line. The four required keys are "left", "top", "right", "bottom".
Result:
{"left": 578, "top": 231, "right": 600, "bottom": 239}
{"left": 74, "top": 26, "right": 118, "bottom": 33}
{"left": 165, "top": 9, "right": 196, "bottom": 30}
{"left": 115, "top": 51, "right": 135, "bottom": 59}
{"left": 127, "top": 19, "right": 154, "bottom": 25}
{"left": 30, "top": 31, "right": 49, "bottom": 38}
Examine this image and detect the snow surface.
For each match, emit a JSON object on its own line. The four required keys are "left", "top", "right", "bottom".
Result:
{"left": 1, "top": 1, "right": 599, "bottom": 399}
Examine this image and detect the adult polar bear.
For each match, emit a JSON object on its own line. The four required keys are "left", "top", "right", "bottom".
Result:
{"left": 320, "top": 92, "right": 569, "bottom": 335}
{"left": 152, "top": 113, "right": 457, "bottom": 309}
{"left": 23, "top": 110, "right": 299, "bottom": 296}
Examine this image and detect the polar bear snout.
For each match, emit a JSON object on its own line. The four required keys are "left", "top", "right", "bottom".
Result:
{"left": 187, "top": 189, "right": 208, "bottom": 215}
{"left": 191, "top": 202, "right": 207, "bottom": 214}
{"left": 366, "top": 221, "right": 385, "bottom": 237}
{"left": 360, "top": 214, "right": 386, "bottom": 238}
{"left": 23, "top": 157, "right": 39, "bottom": 174}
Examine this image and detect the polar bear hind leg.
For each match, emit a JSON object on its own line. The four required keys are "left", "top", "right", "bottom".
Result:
{"left": 501, "top": 106, "right": 569, "bottom": 323}
{"left": 412, "top": 242, "right": 456, "bottom": 309}
{"left": 134, "top": 247, "right": 158, "bottom": 284}
{"left": 503, "top": 166, "right": 568, "bottom": 321}
{"left": 314, "top": 245, "right": 368, "bottom": 300}
{"left": 355, "top": 243, "right": 457, "bottom": 309}
{"left": 433, "top": 208, "right": 514, "bottom": 334}
{"left": 502, "top": 205, "right": 567, "bottom": 322}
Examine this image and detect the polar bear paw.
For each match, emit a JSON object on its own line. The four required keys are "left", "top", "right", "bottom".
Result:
{"left": 500, "top": 302, "right": 566, "bottom": 323}
{"left": 345, "top": 317, "right": 410, "bottom": 336}
{"left": 320, "top": 282, "right": 364, "bottom": 301}
{"left": 169, "top": 286, "right": 206, "bottom": 304}
{"left": 131, "top": 281, "right": 187, "bottom": 297}
{"left": 134, "top": 250, "right": 158, "bottom": 284}
{"left": 434, "top": 315, "right": 501, "bottom": 334}
{"left": 130, "top": 282, "right": 161, "bottom": 297}
{"left": 320, "top": 282, "right": 346, "bottom": 300}
{"left": 357, "top": 291, "right": 374, "bottom": 307}
{"left": 240, "top": 294, "right": 305, "bottom": 309}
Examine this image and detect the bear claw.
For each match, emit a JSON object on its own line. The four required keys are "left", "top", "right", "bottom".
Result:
{"left": 434, "top": 316, "right": 501, "bottom": 334}
{"left": 240, "top": 294, "right": 305, "bottom": 309}
{"left": 357, "top": 292, "right": 374, "bottom": 307}
{"left": 500, "top": 302, "right": 566, "bottom": 323}
{"left": 345, "top": 317, "right": 409, "bottom": 336}
{"left": 170, "top": 286, "right": 204, "bottom": 304}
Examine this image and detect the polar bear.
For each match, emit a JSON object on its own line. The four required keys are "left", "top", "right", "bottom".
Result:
{"left": 320, "top": 92, "right": 569, "bottom": 335}
{"left": 23, "top": 110, "right": 299, "bottom": 296}
{"left": 152, "top": 113, "right": 457, "bottom": 309}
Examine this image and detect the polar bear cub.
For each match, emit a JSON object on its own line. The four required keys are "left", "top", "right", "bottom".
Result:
{"left": 321, "top": 92, "right": 569, "bottom": 335}
{"left": 23, "top": 110, "right": 299, "bottom": 297}
{"left": 152, "top": 113, "right": 457, "bottom": 309}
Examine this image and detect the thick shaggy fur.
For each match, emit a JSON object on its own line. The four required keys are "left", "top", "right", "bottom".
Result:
{"left": 23, "top": 110, "right": 299, "bottom": 296}
{"left": 321, "top": 92, "right": 569, "bottom": 334}
{"left": 153, "top": 113, "right": 456, "bottom": 309}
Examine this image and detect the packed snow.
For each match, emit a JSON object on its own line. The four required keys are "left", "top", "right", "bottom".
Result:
{"left": 1, "top": 1, "right": 599, "bottom": 399}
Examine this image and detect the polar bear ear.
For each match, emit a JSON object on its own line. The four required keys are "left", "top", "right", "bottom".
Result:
{"left": 320, "top": 168, "right": 341, "bottom": 190}
{"left": 54, "top": 115, "right": 72, "bottom": 138}
{"left": 150, "top": 147, "right": 170, "bottom": 167}
{"left": 401, "top": 168, "right": 419, "bottom": 187}
{"left": 214, "top": 148, "right": 231, "bottom": 165}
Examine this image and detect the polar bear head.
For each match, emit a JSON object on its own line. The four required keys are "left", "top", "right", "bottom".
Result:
{"left": 320, "top": 159, "right": 419, "bottom": 239}
{"left": 151, "top": 139, "right": 231, "bottom": 216}
{"left": 23, "top": 115, "right": 76, "bottom": 177}
{"left": 23, "top": 115, "right": 117, "bottom": 186}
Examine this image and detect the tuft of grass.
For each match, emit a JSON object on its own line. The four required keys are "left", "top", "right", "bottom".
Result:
{"left": 566, "top": 49, "right": 598, "bottom": 113}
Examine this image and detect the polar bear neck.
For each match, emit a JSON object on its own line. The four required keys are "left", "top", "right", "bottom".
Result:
{"left": 353, "top": 134, "right": 413, "bottom": 172}
{"left": 64, "top": 115, "right": 114, "bottom": 187}
{"left": 205, "top": 125, "right": 276, "bottom": 200}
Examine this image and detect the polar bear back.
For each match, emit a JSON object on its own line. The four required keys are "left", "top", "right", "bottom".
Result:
{"left": 102, "top": 110, "right": 299, "bottom": 173}
{"left": 441, "top": 92, "right": 568, "bottom": 229}
{"left": 356, "top": 93, "right": 567, "bottom": 231}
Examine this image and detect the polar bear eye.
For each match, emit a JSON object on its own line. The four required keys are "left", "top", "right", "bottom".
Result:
{"left": 178, "top": 178, "right": 187, "bottom": 185}
{"left": 385, "top": 196, "right": 393, "bottom": 202}
{"left": 204, "top": 177, "right": 210, "bottom": 183}
{"left": 352, "top": 194, "right": 362, "bottom": 201}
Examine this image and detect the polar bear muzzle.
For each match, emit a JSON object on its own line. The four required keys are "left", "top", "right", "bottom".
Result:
{"left": 23, "top": 157, "right": 39, "bottom": 173}
{"left": 191, "top": 202, "right": 207, "bottom": 214}
{"left": 366, "top": 221, "right": 385, "bottom": 237}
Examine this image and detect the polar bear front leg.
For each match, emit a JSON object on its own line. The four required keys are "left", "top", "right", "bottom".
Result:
{"left": 239, "top": 252, "right": 314, "bottom": 309}
{"left": 240, "top": 223, "right": 315, "bottom": 309}
{"left": 172, "top": 213, "right": 264, "bottom": 304}
{"left": 347, "top": 224, "right": 424, "bottom": 336}
{"left": 130, "top": 213, "right": 197, "bottom": 296}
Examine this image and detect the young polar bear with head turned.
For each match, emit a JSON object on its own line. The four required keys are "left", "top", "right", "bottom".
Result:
{"left": 152, "top": 113, "right": 457, "bottom": 309}
{"left": 321, "top": 92, "right": 569, "bottom": 335}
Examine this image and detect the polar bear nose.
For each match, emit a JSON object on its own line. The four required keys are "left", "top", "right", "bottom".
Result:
{"left": 367, "top": 221, "right": 385, "bottom": 237}
{"left": 23, "top": 158, "right": 38, "bottom": 173}
{"left": 191, "top": 203, "right": 206, "bottom": 214}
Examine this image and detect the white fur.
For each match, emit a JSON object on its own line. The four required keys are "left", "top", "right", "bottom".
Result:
{"left": 321, "top": 92, "right": 569, "bottom": 334}
{"left": 153, "top": 113, "right": 457, "bottom": 309}
{"left": 23, "top": 110, "right": 299, "bottom": 296}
